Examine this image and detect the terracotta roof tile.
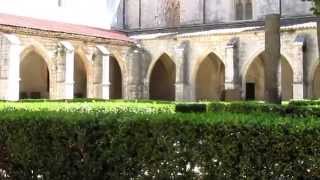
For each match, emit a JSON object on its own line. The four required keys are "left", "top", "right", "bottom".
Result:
{"left": 0, "top": 13, "right": 132, "bottom": 42}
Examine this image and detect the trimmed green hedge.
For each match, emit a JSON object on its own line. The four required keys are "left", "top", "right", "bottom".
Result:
{"left": 289, "top": 100, "right": 320, "bottom": 107}
{"left": 0, "top": 110, "right": 320, "bottom": 179}
{"left": 0, "top": 101, "right": 175, "bottom": 114}
{"left": 175, "top": 103, "right": 207, "bottom": 113}
{"left": 209, "top": 102, "right": 284, "bottom": 114}
{"left": 176, "top": 102, "right": 320, "bottom": 117}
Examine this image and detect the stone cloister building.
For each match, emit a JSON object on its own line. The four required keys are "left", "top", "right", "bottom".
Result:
{"left": 0, "top": 0, "right": 320, "bottom": 101}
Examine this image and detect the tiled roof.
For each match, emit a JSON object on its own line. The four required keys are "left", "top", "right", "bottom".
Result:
{"left": 0, "top": 13, "right": 132, "bottom": 42}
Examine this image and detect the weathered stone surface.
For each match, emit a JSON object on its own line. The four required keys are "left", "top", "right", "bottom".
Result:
{"left": 121, "top": 0, "right": 312, "bottom": 29}
{"left": 265, "top": 14, "right": 281, "bottom": 103}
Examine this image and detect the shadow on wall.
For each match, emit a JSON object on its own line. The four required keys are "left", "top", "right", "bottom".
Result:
{"left": 110, "top": 57, "right": 122, "bottom": 99}
{"left": 74, "top": 53, "right": 87, "bottom": 98}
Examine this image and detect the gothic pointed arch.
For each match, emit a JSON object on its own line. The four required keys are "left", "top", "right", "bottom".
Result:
{"left": 244, "top": 52, "right": 293, "bottom": 101}
{"left": 195, "top": 52, "right": 225, "bottom": 100}
{"left": 20, "top": 46, "right": 50, "bottom": 99}
{"left": 149, "top": 53, "right": 176, "bottom": 101}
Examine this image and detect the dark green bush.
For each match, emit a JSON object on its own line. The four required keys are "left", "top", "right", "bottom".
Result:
{"left": 289, "top": 100, "right": 320, "bottom": 107}
{"left": 207, "top": 102, "right": 226, "bottom": 112}
{"left": 285, "top": 105, "right": 320, "bottom": 118}
{"left": 175, "top": 103, "right": 207, "bottom": 113}
{"left": 0, "top": 110, "right": 320, "bottom": 179}
{"left": 206, "top": 102, "right": 284, "bottom": 115}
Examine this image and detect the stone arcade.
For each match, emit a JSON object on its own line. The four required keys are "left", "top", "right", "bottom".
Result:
{"left": 0, "top": 0, "right": 319, "bottom": 101}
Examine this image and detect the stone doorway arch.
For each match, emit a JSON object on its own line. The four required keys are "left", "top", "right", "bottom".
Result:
{"left": 244, "top": 52, "right": 293, "bottom": 101}
{"left": 20, "top": 50, "right": 50, "bottom": 99}
{"left": 149, "top": 53, "right": 176, "bottom": 101}
{"left": 195, "top": 52, "right": 225, "bottom": 101}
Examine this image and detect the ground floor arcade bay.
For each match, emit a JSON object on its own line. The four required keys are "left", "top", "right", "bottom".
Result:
{"left": 0, "top": 14, "right": 320, "bottom": 101}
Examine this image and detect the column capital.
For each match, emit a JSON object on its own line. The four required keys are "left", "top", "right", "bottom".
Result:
{"left": 1, "top": 33, "right": 21, "bottom": 45}
{"left": 226, "top": 37, "right": 239, "bottom": 49}
{"left": 59, "top": 41, "right": 74, "bottom": 53}
{"left": 96, "top": 45, "right": 111, "bottom": 56}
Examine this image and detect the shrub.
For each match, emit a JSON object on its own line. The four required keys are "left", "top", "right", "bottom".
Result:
{"left": 207, "top": 102, "right": 284, "bottom": 115}
{"left": 0, "top": 110, "right": 320, "bottom": 179}
{"left": 207, "top": 102, "right": 226, "bottom": 112}
{"left": 175, "top": 103, "right": 207, "bottom": 113}
{"left": 289, "top": 100, "right": 320, "bottom": 107}
{"left": 0, "top": 101, "right": 175, "bottom": 114}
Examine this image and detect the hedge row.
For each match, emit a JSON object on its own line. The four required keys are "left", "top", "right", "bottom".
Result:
{"left": 176, "top": 102, "right": 320, "bottom": 117}
{"left": 0, "top": 101, "right": 175, "bottom": 114}
{"left": 289, "top": 100, "right": 320, "bottom": 107}
{"left": 0, "top": 110, "right": 320, "bottom": 179}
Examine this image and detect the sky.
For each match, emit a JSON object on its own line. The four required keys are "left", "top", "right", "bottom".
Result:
{"left": 0, "top": 0, "right": 120, "bottom": 29}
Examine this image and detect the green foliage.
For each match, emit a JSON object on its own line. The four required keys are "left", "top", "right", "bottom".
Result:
{"left": 289, "top": 100, "right": 320, "bottom": 107}
{"left": 307, "top": 0, "right": 320, "bottom": 15}
{"left": 175, "top": 103, "right": 207, "bottom": 113}
{"left": 0, "top": 110, "right": 320, "bottom": 179}
{"left": 186, "top": 101, "right": 320, "bottom": 118}
{"left": 0, "top": 101, "right": 175, "bottom": 114}
{"left": 208, "top": 102, "right": 284, "bottom": 115}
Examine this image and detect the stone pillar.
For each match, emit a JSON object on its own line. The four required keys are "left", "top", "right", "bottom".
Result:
{"left": 292, "top": 35, "right": 305, "bottom": 100}
{"left": 224, "top": 38, "right": 241, "bottom": 101}
{"left": 93, "top": 45, "right": 111, "bottom": 99}
{"left": 127, "top": 46, "right": 145, "bottom": 99}
{"left": 265, "top": 14, "right": 281, "bottom": 103}
{"left": 56, "top": 41, "right": 74, "bottom": 99}
{"left": 317, "top": 20, "right": 320, "bottom": 57}
{"left": 174, "top": 41, "right": 190, "bottom": 101}
{"left": 0, "top": 34, "right": 21, "bottom": 101}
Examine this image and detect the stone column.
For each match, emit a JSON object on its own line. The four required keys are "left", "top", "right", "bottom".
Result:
{"left": 265, "top": 14, "right": 281, "bottom": 103}
{"left": 224, "top": 38, "right": 241, "bottom": 101}
{"left": 0, "top": 34, "right": 21, "bottom": 101}
{"left": 317, "top": 20, "right": 320, "bottom": 57}
{"left": 292, "top": 35, "right": 305, "bottom": 100}
{"left": 174, "top": 41, "right": 190, "bottom": 101}
{"left": 127, "top": 46, "right": 145, "bottom": 99}
{"left": 56, "top": 41, "right": 74, "bottom": 99}
{"left": 94, "top": 45, "right": 111, "bottom": 99}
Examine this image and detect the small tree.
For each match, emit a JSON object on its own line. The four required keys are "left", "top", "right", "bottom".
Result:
{"left": 304, "top": 0, "right": 320, "bottom": 15}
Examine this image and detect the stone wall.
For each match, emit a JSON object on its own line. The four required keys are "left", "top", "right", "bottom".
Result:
{"left": 0, "top": 19, "right": 319, "bottom": 101}
{"left": 129, "top": 24, "right": 318, "bottom": 100}
{"left": 117, "top": 0, "right": 313, "bottom": 29}
{"left": 0, "top": 30, "right": 131, "bottom": 101}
